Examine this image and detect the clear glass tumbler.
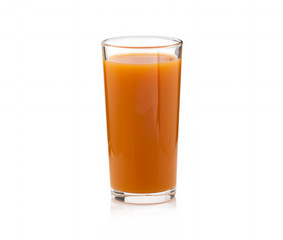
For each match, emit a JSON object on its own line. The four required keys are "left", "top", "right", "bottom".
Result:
{"left": 102, "top": 36, "right": 182, "bottom": 204}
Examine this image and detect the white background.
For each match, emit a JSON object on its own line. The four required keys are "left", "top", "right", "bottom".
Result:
{"left": 1, "top": 0, "right": 283, "bottom": 239}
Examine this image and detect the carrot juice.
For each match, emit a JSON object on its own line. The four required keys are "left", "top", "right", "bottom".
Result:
{"left": 103, "top": 53, "right": 181, "bottom": 194}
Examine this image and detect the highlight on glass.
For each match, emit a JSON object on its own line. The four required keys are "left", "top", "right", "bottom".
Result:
{"left": 102, "top": 36, "right": 182, "bottom": 204}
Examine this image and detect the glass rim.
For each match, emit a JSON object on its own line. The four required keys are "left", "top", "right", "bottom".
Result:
{"left": 101, "top": 36, "right": 183, "bottom": 49}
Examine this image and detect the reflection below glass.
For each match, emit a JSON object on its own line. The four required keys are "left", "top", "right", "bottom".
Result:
{"left": 110, "top": 198, "right": 176, "bottom": 216}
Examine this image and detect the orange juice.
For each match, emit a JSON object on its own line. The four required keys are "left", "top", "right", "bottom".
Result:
{"left": 104, "top": 53, "right": 181, "bottom": 193}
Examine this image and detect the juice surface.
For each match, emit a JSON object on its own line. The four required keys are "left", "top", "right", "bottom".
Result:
{"left": 104, "top": 53, "right": 181, "bottom": 193}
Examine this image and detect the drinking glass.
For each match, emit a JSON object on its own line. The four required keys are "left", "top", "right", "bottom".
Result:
{"left": 102, "top": 36, "right": 182, "bottom": 204}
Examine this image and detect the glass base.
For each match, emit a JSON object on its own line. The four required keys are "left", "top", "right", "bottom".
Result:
{"left": 111, "top": 188, "right": 176, "bottom": 204}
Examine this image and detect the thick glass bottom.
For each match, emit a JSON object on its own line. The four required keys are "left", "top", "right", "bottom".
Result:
{"left": 111, "top": 188, "right": 176, "bottom": 204}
